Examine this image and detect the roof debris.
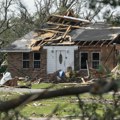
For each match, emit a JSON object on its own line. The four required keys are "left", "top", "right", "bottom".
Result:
{"left": 1, "top": 11, "right": 120, "bottom": 52}
{"left": 30, "top": 11, "right": 90, "bottom": 51}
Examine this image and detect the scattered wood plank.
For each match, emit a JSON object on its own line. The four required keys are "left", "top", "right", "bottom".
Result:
{"left": 36, "top": 29, "right": 64, "bottom": 34}
{"left": 50, "top": 14, "right": 90, "bottom": 23}
{"left": 62, "top": 25, "right": 71, "bottom": 39}
{"left": 31, "top": 46, "right": 42, "bottom": 51}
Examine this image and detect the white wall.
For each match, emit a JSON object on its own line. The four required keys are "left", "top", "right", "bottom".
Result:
{"left": 44, "top": 46, "right": 78, "bottom": 74}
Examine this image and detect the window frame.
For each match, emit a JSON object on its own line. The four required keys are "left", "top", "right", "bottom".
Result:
{"left": 22, "top": 52, "right": 30, "bottom": 68}
{"left": 33, "top": 52, "right": 41, "bottom": 68}
{"left": 79, "top": 52, "right": 89, "bottom": 70}
{"left": 91, "top": 52, "right": 100, "bottom": 69}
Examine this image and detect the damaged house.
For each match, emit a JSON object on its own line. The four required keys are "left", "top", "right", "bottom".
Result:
{"left": 1, "top": 11, "right": 120, "bottom": 80}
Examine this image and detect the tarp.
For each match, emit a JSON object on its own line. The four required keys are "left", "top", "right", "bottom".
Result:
{"left": 0, "top": 72, "right": 12, "bottom": 85}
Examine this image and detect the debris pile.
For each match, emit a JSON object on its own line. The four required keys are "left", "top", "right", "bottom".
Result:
{"left": 0, "top": 72, "right": 31, "bottom": 88}
{"left": 111, "top": 64, "right": 120, "bottom": 79}
{"left": 0, "top": 72, "right": 17, "bottom": 86}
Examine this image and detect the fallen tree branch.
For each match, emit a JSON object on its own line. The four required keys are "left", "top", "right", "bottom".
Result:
{"left": 0, "top": 80, "right": 118, "bottom": 112}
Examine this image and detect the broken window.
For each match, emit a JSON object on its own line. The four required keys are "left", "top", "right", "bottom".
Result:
{"left": 92, "top": 52, "right": 100, "bottom": 69}
{"left": 23, "top": 53, "right": 29, "bottom": 68}
{"left": 80, "top": 52, "right": 88, "bottom": 69}
{"left": 34, "top": 53, "right": 40, "bottom": 68}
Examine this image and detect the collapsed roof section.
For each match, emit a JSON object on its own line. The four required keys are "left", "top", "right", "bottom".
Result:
{"left": 30, "top": 11, "right": 90, "bottom": 51}
{"left": 1, "top": 11, "right": 120, "bottom": 53}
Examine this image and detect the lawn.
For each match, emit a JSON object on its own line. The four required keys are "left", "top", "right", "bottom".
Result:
{"left": 0, "top": 83, "right": 117, "bottom": 119}
{"left": 31, "top": 82, "right": 78, "bottom": 89}
{"left": 20, "top": 94, "right": 110, "bottom": 118}
{"left": 21, "top": 96, "right": 81, "bottom": 117}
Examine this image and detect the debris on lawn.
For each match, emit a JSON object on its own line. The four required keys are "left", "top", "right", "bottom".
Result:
{"left": 0, "top": 72, "right": 31, "bottom": 88}
{"left": 0, "top": 72, "right": 13, "bottom": 86}
{"left": 0, "top": 63, "right": 115, "bottom": 87}
{"left": 33, "top": 102, "right": 43, "bottom": 107}
{"left": 111, "top": 64, "right": 120, "bottom": 79}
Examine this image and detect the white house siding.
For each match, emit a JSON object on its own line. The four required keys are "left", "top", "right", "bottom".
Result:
{"left": 44, "top": 46, "right": 78, "bottom": 74}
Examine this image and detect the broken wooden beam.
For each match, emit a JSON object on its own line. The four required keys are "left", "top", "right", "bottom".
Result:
{"left": 62, "top": 25, "right": 71, "bottom": 39}
{"left": 100, "top": 40, "right": 108, "bottom": 47}
{"left": 47, "top": 22, "right": 80, "bottom": 29}
{"left": 36, "top": 29, "right": 64, "bottom": 34}
{"left": 50, "top": 14, "right": 90, "bottom": 23}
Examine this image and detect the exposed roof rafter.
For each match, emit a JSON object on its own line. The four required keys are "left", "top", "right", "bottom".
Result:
{"left": 100, "top": 40, "right": 108, "bottom": 47}
{"left": 82, "top": 41, "right": 88, "bottom": 46}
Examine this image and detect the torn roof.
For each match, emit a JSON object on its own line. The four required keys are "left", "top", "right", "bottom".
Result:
{"left": 1, "top": 12, "right": 120, "bottom": 52}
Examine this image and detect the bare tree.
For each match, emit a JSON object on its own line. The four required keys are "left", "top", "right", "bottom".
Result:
{"left": 0, "top": 0, "right": 15, "bottom": 35}
{"left": 33, "top": 0, "right": 53, "bottom": 27}
{"left": 16, "top": 0, "right": 34, "bottom": 24}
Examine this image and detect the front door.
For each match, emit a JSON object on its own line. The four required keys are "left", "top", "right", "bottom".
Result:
{"left": 56, "top": 50, "right": 66, "bottom": 71}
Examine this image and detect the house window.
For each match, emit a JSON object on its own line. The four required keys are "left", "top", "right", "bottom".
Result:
{"left": 34, "top": 53, "right": 40, "bottom": 68}
{"left": 23, "top": 53, "right": 29, "bottom": 68}
{"left": 80, "top": 52, "right": 88, "bottom": 69}
{"left": 92, "top": 52, "right": 100, "bottom": 69}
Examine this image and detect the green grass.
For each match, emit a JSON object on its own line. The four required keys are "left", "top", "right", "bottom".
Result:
{"left": 31, "top": 82, "right": 80, "bottom": 89}
{"left": 0, "top": 91, "right": 20, "bottom": 101}
{"left": 0, "top": 83, "right": 117, "bottom": 118}
{"left": 20, "top": 93, "right": 114, "bottom": 118}
{"left": 20, "top": 95, "right": 109, "bottom": 118}
{"left": 20, "top": 96, "right": 81, "bottom": 117}
{"left": 31, "top": 83, "right": 54, "bottom": 89}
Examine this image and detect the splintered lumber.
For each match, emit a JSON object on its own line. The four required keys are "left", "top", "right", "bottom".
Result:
{"left": 47, "top": 27, "right": 69, "bottom": 31}
{"left": 63, "top": 16, "right": 90, "bottom": 23}
{"left": 40, "top": 41, "right": 48, "bottom": 46}
{"left": 81, "top": 78, "right": 86, "bottom": 83}
{"left": 44, "top": 27, "right": 69, "bottom": 31}
{"left": 45, "top": 36, "right": 62, "bottom": 42}
{"left": 62, "top": 25, "right": 71, "bottom": 39}
{"left": 30, "top": 39, "right": 43, "bottom": 51}
{"left": 31, "top": 39, "right": 42, "bottom": 47}
{"left": 31, "top": 46, "right": 42, "bottom": 51}
{"left": 45, "top": 35, "right": 72, "bottom": 43}
{"left": 57, "top": 41, "right": 75, "bottom": 45}
{"left": 47, "top": 22, "right": 80, "bottom": 29}
{"left": 111, "top": 65, "right": 119, "bottom": 73}
{"left": 31, "top": 41, "right": 49, "bottom": 51}
{"left": 40, "top": 32, "right": 54, "bottom": 39}
{"left": 50, "top": 14, "right": 90, "bottom": 23}
{"left": 30, "top": 39, "right": 37, "bottom": 46}
{"left": 37, "top": 29, "right": 64, "bottom": 34}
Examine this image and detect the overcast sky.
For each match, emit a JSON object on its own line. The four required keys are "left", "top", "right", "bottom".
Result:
{"left": 21, "top": 0, "right": 35, "bottom": 12}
